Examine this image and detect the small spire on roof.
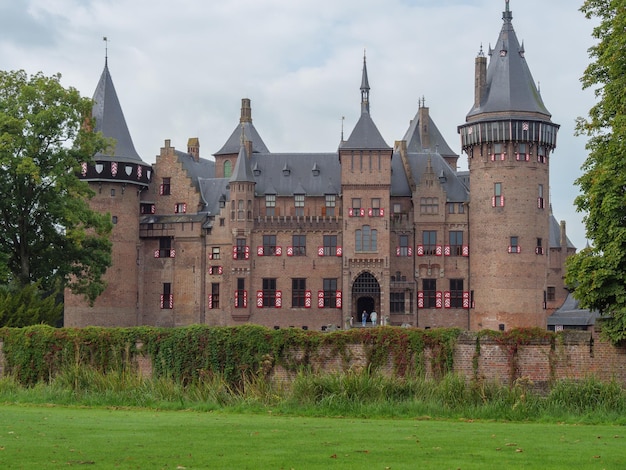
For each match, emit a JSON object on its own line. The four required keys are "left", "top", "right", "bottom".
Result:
{"left": 503, "top": 0, "right": 513, "bottom": 22}
{"left": 478, "top": 43, "right": 485, "bottom": 57}
{"left": 361, "top": 50, "right": 370, "bottom": 114}
{"left": 103, "top": 36, "right": 108, "bottom": 66}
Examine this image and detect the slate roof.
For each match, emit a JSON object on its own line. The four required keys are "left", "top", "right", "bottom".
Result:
{"left": 174, "top": 150, "right": 215, "bottom": 191}
{"left": 390, "top": 150, "right": 469, "bottom": 201}
{"left": 547, "top": 293, "right": 600, "bottom": 327}
{"left": 466, "top": 4, "right": 551, "bottom": 121}
{"left": 229, "top": 145, "right": 255, "bottom": 183}
{"left": 402, "top": 109, "right": 458, "bottom": 159}
{"left": 214, "top": 121, "right": 270, "bottom": 156}
{"left": 549, "top": 214, "right": 576, "bottom": 249}
{"left": 198, "top": 178, "right": 229, "bottom": 216}
{"left": 92, "top": 60, "right": 144, "bottom": 163}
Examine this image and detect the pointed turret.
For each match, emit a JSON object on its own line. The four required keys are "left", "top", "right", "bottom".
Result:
{"left": 342, "top": 54, "right": 390, "bottom": 151}
{"left": 230, "top": 139, "right": 256, "bottom": 183}
{"left": 466, "top": 1, "right": 550, "bottom": 121}
{"left": 92, "top": 59, "right": 143, "bottom": 162}
{"left": 214, "top": 98, "right": 270, "bottom": 156}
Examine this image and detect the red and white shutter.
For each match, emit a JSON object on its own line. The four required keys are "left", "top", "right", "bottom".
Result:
{"left": 444, "top": 291, "right": 451, "bottom": 309}
{"left": 436, "top": 291, "right": 443, "bottom": 309}
{"left": 463, "top": 292, "right": 470, "bottom": 309}
{"left": 418, "top": 291, "right": 424, "bottom": 308}
{"left": 208, "top": 294, "right": 213, "bottom": 309}
{"left": 287, "top": 246, "right": 294, "bottom": 256}
{"left": 444, "top": 245, "right": 451, "bottom": 256}
{"left": 318, "top": 290, "right": 324, "bottom": 308}
{"left": 417, "top": 245, "right": 424, "bottom": 256}
{"left": 436, "top": 245, "right": 443, "bottom": 256}
{"left": 257, "top": 246, "right": 264, "bottom": 256}
{"left": 336, "top": 290, "right": 342, "bottom": 308}
{"left": 275, "top": 291, "right": 282, "bottom": 308}
{"left": 318, "top": 246, "right": 324, "bottom": 257}
{"left": 275, "top": 246, "right": 282, "bottom": 256}
{"left": 305, "top": 290, "right": 312, "bottom": 308}
{"left": 336, "top": 246, "right": 342, "bottom": 256}
{"left": 256, "top": 290, "right": 263, "bottom": 308}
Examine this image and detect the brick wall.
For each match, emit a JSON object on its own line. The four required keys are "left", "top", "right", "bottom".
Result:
{"left": 4, "top": 332, "right": 626, "bottom": 388}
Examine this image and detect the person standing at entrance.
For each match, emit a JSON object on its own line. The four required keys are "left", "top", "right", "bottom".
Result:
{"left": 370, "top": 310, "right": 377, "bottom": 326}
{"left": 361, "top": 310, "right": 368, "bottom": 326}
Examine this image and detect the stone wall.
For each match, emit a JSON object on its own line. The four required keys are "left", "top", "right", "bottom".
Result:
{"left": 2, "top": 331, "right": 626, "bottom": 388}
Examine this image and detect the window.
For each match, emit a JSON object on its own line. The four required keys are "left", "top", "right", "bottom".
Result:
{"left": 292, "top": 278, "right": 306, "bottom": 308}
{"left": 160, "top": 177, "right": 171, "bottom": 196}
{"left": 422, "top": 279, "right": 437, "bottom": 308}
{"left": 174, "top": 203, "right": 187, "bottom": 214}
{"left": 493, "top": 183, "right": 504, "bottom": 207}
{"left": 323, "top": 278, "right": 337, "bottom": 308}
{"left": 420, "top": 197, "right": 439, "bottom": 214}
{"left": 210, "top": 283, "right": 220, "bottom": 309}
{"left": 450, "top": 279, "right": 464, "bottom": 308}
{"left": 390, "top": 292, "right": 405, "bottom": 313}
{"left": 351, "top": 198, "right": 363, "bottom": 217}
{"left": 449, "top": 231, "right": 463, "bottom": 256}
{"left": 393, "top": 203, "right": 402, "bottom": 214}
{"left": 262, "top": 278, "right": 277, "bottom": 308}
{"left": 161, "top": 283, "right": 173, "bottom": 309}
{"left": 224, "top": 160, "right": 232, "bottom": 178}
{"left": 538, "top": 184, "right": 545, "bottom": 209}
{"left": 492, "top": 143, "right": 504, "bottom": 161}
{"left": 219, "top": 218, "right": 225, "bottom": 227}
{"left": 292, "top": 234, "right": 306, "bottom": 256}
{"left": 517, "top": 143, "right": 528, "bottom": 161}
{"left": 356, "top": 225, "right": 377, "bottom": 252}
{"left": 323, "top": 235, "right": 337, "bottom": 256}
{"left": 211, "top": 247, "right": 220, "bottom": 260}
{"left": 537, "top": 146, "right": 546, "bottom": 164}
{"left": 263, "top": 235, "right": 277, "bottom": 256}
{"left": 509, "top": 236, "right": 520, "bottom": 254}
{"left": 110, "top": 188, "right": 116, "bottom": 197}
{"left": 140, "top": 203, "right": 155, "bottom": 214}
{"left": 536, "top": 238, "right": 544, "bottom": 255}
{"left": 458, "top": 203, "right": 465, "bottom": 214}
{"left": 448, "top": 203, "right": 455, "bottom": 214}
{"left": 325, "top": 194, "right": 336, "bottom": 216}
{"left": 112, "top": 215, "right": 118, "bottom": 224}
{"left": 423, "top": 231, "right": 437, "bottom": 256}
{"left": 235, "top": 278, "right": 246, "bottom": 308}
{"left": 265, "top": 194, "right": 276, "bottom": 216}
{"left": 157, "top": 237, "right": 174, "bottom": 258}
{"left": 294, "top": 194, "right": 304, "bottom": 217}
{"left": 370, "top": 198, "right": 381, "bottom": 217}
{"left": 235, "top": 238, "right": 247, "bottom": 259}
{"left": 237, "top": 200, "right": 244, "bottom": 220}
{"left": 398, "top": 234, "right": 409, "bottom": 257}
{"left": 547, "top": 286, "right": 556, "bottom": 302}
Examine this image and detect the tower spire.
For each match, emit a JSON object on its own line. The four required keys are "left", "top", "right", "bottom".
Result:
{"left": 360, "top": 50, "right": 370, "bottom": 114}
{"left": 503, "top": 0, "right": 512, "bottom": 22}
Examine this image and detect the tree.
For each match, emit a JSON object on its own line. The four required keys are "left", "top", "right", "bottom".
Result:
{"left": 0, "top": 282, "right": 63, "bottom": 327}
{"left": 566, "top": 1, "right": 626, "bottom": 343}
{"left": 0, "top": 70, "right": 112, "bottom": 304}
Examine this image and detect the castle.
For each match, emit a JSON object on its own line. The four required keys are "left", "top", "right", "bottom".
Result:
{"left": 65, "top": 2, "right": 576, "bottom": 331}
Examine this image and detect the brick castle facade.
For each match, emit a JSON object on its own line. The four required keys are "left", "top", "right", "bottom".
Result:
{"left": 65, "top": 2, "right": 576, "bottom": 331}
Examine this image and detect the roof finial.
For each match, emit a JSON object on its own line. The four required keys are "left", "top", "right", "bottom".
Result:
{"left": 503, "top": 0, "right": 513, "bottom": 21}
{"left": 103, "top": 36, "right": 108, "bottom": 66}
{"left": 341, "top": 116, "right": 345, "bottom": 142}
{"left": 505, "top": 0, "right": 510, "bottom": 12}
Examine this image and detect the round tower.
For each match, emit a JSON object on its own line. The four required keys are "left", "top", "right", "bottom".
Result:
{"left": 458, "top": 1, "right": 559, "bottom": 330}
{"left": 64, "top": 58, "right": 152, "bottom": 327}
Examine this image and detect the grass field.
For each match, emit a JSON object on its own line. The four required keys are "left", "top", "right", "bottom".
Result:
{"left": 0, "top": 404, "right": 624, "bottom": 469}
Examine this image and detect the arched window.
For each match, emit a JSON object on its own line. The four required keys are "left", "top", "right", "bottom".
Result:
{"left": 356, "top": 225, "right": 377, "bottom": 252}
{"left": 224, "top": 160, "right": 232, "bottom": 178}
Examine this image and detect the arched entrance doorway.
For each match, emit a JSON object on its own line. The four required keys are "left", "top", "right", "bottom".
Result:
{"left": 352, "top": 272, "right": 380, "bottom": 323}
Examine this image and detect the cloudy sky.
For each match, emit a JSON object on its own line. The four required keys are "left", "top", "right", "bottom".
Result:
{"left": 1, "top": 0, "right": 596, "bottom": 249}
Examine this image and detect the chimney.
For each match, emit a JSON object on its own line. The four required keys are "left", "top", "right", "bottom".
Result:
{"left": 240, "top": 98, "right": 252, "bottom": 123}
{"left": 560, "top": 220, "right": 567, "bottom": 248}
{"left": 474, "top": 53, "right": 487, "bottom": 109}
{"left": 187, "top": 137, "right": 200, "bottom": 162}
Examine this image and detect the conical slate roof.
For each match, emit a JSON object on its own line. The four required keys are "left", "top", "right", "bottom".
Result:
{"left": 467, "top": 2, "right": 551, "bottom": 120}
{"left": 229, "top": 144, "right": 255, "bottom": 183}
{"left": 214, "top": 99, "right": 270, "bottom": 156}
{"left": 91, "top": 60, "right": 143, "bottom": 162}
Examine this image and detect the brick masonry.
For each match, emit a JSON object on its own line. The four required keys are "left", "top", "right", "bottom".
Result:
{"left": 4, "top": 331, "right": 625, "bottom": 388}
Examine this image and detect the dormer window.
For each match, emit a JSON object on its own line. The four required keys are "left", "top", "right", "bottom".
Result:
{"left": 283, "top": 163, "right": 290, "bottom": 176}
{"left": 253, "top": 162, "right": 261, "bottom": 176}
{"left": 312, "top": 163, "right": 320, "bottom": 176}
{"left": 219, "top": 194, "right": 226, "bottom": 209}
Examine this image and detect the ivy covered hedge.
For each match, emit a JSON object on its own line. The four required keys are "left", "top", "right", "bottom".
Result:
{"left": 0, "top": 325, "right": 558, "bottom": 387}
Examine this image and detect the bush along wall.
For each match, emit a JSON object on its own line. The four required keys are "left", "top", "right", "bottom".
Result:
{"left": 0, "top": 325, "right": 621, "bottom": 389}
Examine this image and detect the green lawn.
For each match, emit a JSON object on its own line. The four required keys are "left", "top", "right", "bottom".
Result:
{"left": 0, "top": 404, "right": 623, "bottom": 469}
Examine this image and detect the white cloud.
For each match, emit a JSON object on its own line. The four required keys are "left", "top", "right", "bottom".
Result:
{"left": 0, "top": 0, "right": 596, "bottom": 248}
